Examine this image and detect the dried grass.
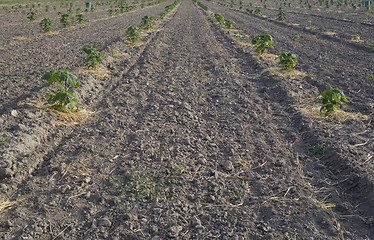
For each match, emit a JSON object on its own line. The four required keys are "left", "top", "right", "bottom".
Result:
{"left": 299, "top": 107, "right": 368, "bottom": 123}
{"left": 262, "top": 67, "right": 307, "bottom": 79}
{"left": 0, "top": 199, "right": 16, "bottom": 212}
{"left": 13, "top": 36, "right": 31, "bottom": 41}
{"left": 34, "top": 101, "right": 94, "bottom": 126}
{"left": 77, "top": 67, "right": 110, "bottom": 78}
{"left": 0, "top": 198, "right": 24, "bottom": 212}
{"left": 44, "top": 31, "right": 59, "bottom": 35}
{"left": 108, "top": 49, "right": 130, "bottom": 59}
{"left": 51, "top": 109, "right": 94, "bottom": 126}
{"left": 323, "top": 31, "right": 336, "bottom": 36}
{"left": 350, "top": 39, "right": 364, "bottom": 43}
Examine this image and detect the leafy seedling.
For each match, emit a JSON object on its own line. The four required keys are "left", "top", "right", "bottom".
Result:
{"left": 277, "top": 51, "right": 298, "bottom": 70}
{"left": 27, "top": 11, "right": 37, "bottom": 21}
{"left": 231, "top": 193, "right": 242, "bottom": 201}
{"left": 235, "top": 34, "right": 245, "bottom": 39}
{"left": 309, "top": 142, "right": 325, "bottom": 157}
{"left": 254, "top": 8, "right": 261, "bottom": 14}
{"left": 292, "top": 35, "right": 302, "bottom": 42}
{"left": 278, "top": 8, "right": 286, "bottom": 20}
{"left": 141, "top": 15, "right": 156, "bottom": 30}
{"left": 173, "top": 164, "right": 185, "bottom": 174}
{"left": 60, "top": 13, "right": 74, "bottom": 27}
{"left": 81, "top": 45, "right": 104, "bottom": 69}
{"left": 0, "top": 136, "right": 11, "bottom": 146}
{"left": 76, "top": 14, "right": 87, "bottom": 24}
{"left": 224, "top": 20, "right": 234, "bottom": 29}
{"left": 316, "top": 88, "right": 348, "bottom": 114}
{"left": 352, "top": 34, "right": 360, "bottom": 41}
{"left": 251, "top": 34, "right": 274, "bottom": 54}
{"left": 36, "top": 70, "right": 80, "bottom": 112}
{"left": 214, "top": 13, "right": 225, "bottom": 24}
{"left": 40, "top": 17, "right": 54, "bottom": 33}
{"left": 197, "top": 1, "right": 208, "bottom": 11}
{"left": 126, "top": 25, "right": 143, "bottom": 43}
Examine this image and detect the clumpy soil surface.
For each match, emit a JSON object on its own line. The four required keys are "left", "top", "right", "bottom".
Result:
{"left": 0, "top": 0, "right": 373, "bottom": 239}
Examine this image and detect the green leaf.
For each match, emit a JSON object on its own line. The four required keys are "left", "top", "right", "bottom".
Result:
{"left": 59, "top": 71, "right": 80, "bottom": 87}
{"left": 41, "top": 71, "right": 55, "bottom": 81}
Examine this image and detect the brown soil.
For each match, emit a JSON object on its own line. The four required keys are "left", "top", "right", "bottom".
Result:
{"left": 0, "top": 0, "right": 373, "bottom": 239}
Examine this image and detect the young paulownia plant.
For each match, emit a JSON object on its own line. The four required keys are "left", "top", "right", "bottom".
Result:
{"left": 277, "top": 51, "right": 297, "bottom": 70}
{"left": 251, "top": 34, "right": 274, "bottom": 54}
{"left": 126, "top": 25, "right": 143, "bottom": 43}
{"left": 60, "top": 13, "right": 74, "bottom": 27}
{"left": 27, "top": 11, "right": 37, "bottom": 21}
{"left": 278, "top": 8, "right": 286, "bottom": 20}
{"left": 214, "top": 13, "right": 225, "bottom": 24}
{"left": 36, "top": 70, "right": 80, "bottom": 112}
{"left": 141, "top": 15, "right": 156, "bottom": 30}
{"left": 76, "top": 14, "right": 87, "bottom": 24}
{"left": 224, "top": 20, "right": 234, "bottom": 29}
{"left": 254, "top": 8, "right": 261, "bottom": 14}
{"left": 40, "top": 17, "right": 54, "bottom": 33}
{"left": 81, "top": 45, "right": 104, "bottom": 69}
{"left": 316, "top": 88, "right": 348, "bottom": 114}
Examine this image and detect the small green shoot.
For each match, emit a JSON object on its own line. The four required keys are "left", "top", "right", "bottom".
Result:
{"left": 173, "top": 164, "right": 184, "bottom": 174}
{"left": 352, "top": 34, "right": 361, "bottom": 41}
{"left": 231, "top": 193, "right": 242, "bottom": 201}
{"left": 292, "top": 35, "right": 302, "bottom": 42}
{"left": 235, "top": 34, "right": 245, "bottom": 40}
{"left": 0, "top": 136, "right": 11, "bottom": 146}
{"left": 108, "top": 177, "right": 120, "bottom": 182}
{"left": 309, "top": 143, "right": 325, "bottom": 157}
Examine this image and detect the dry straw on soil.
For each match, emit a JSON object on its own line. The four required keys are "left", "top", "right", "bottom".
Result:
{"left": 108, "top": 49, "right": 131, "bottom": 59}
{"left": 299, "top": 107, "right": 369, "bottom": 123}
{"left": 323, "top": 31, "right": 336, "bottom": 36}
{"left": 44, "top": 31, "right": 59, "bottom": 35}
{"left": 262, "top": 67, "right": 307, "bottom": 79}
{"left": 0, "top": 198, "right": 24, "bottom": 213}
{"left": 13, "top": 36, "right": 31, "bottom": 41}
{"left": 76, "top": 67, "right": 110, "bottom": 78}
{"left": 50, "top": 109, "right": 94, "bottom": 126}
{"left": 34, "top": 101, "right": 94, "bottom": 126}
{"left": 0, "top": 199, "right": 16, "bottom": 212}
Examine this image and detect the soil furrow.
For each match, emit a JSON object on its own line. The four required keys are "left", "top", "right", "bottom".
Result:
{"left": 0, "top": 0, "right": 373, "bottom": 239}
{"left": 0, "top": 3, "right": 180, "bottom": 203}
{"left": 0, "top": 1, "right": 172, "bottom": 116}
{"left": 196, "top": 4, "right": 374, "bottom": 238}
{"left": 203, "top": 0, "right": 374, "bottom": 116}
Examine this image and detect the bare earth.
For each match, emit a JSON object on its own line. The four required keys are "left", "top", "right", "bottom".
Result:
{"left": 0, "top": 0, "right": 373, "bottom": 239}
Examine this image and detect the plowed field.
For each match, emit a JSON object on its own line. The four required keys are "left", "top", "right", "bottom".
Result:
{"left": 0, "top": 0, "right": 373, "bottom": 239}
